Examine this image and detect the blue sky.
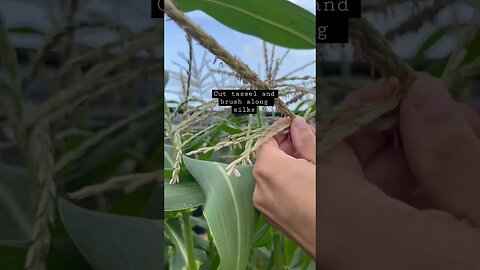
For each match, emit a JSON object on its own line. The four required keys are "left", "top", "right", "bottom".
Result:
{"left": 164, "top": 0, "right": 316, "bottom": 97}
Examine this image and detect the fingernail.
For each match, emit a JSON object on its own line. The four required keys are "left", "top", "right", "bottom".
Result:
{"left": 293, "top": 117, "right": 308, "bottom": 129}
{"left": 410, "top": 81, "right": 457, "bottom": 116}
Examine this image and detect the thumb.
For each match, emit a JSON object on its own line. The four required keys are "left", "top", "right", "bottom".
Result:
{"left": 290, "top": 116, "right": 316, "bottom": 163}
{"left": 400, "top": 74, "right": 480, "bottom": 226}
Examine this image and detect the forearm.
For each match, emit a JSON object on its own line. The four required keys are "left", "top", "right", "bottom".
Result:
{"left": 318, "top": 182, "right": 480, "bottom": 270}
{"left": 317, "top": 173, "right": 480, "bottom": 269}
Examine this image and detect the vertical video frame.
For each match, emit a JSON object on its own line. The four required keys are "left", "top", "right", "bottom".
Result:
{"left": 164, "top": 0, "right": 316, "bottom": 269}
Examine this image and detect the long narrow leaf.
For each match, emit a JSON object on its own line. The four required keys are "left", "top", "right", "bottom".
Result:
{"left": 176, "top": 0, "right": 315, "bottom": 49}
{"left": 184, "top": 157, "right": 258, "bottom": 270}
{"left": 164, "top": 169, "right": 205, "bottom": 212}
{"left": 59, "top": 199, "right": 163, "bottom": 270}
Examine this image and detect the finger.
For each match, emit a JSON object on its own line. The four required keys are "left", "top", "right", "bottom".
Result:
{"left": 342, "top": 77, "right": 401, "bottom": 107}
{"left": 273, "top": 132, "right": 293, "bottom": 154}
{"left": 291, "top": 116, "right": 316, "bottom": 163}
{"left": 262, "top": 136, "right": 280, "bottom": 148}
{"left": 273, "top": 118, "right": 290, "bottom": 144}
{"left": 278, "top": 125, "right": 316, "bottom": 157}
{"left": 254, "top": 139, "right": 297, "bottom": 198}
{"left": 346, "top": 130, "right": 387, "bottom": 166}
{"left": 343, "top": 78, "right": 400, "bottom": 165}
{"left": 363, "top": 143, "right": 416, "bottom": 200}
{"left": 285, "top": 125, "right": 316, "bottom": 158}
{"left": 272, "top": 118, "right": 296, "bottom": 155}
{"left": 255, "top": 137, "right": 280, "bottom": 160}
{"left": 400, "top": 74, "right": 480, "bottom": 225}
{"left": 274, "top": 132, "right": 288, "bottom": 146}
{"left": 319, "top": 142, "right": 363, "bottom": 175}
{"left": 255, "top": 137, "right": 295, "bottom": 166}
{"left": 279, "top": 136, "right": 297, "bottom": 156}
{"left": 273, "top": 118, "right": 289, "bottom": 126}
{"left": 328, "top": 78, "right": 400, "bottom": 127}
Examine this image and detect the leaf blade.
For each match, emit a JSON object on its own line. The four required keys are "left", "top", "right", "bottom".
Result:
{"left": 183, "top": 157, "right": 258, "bottom": 270}
{"left": 59, "top": 199, "right": 163, "bottom": 270}
{"left": 164, "top": 169, "right": 206, "bottom": 212}
{"left": 176, "top": 0, "right": 315, "bottom": 49}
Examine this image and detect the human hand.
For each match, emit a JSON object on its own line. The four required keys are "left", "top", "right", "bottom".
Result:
{"left": 338, "top": 74, "right": 480, "bottom": 207}
{"left": 253, "top": 116, "right": 317, "bottom": 258}
{"left": 317, "top": 74, "right": 480, "bottom": 269}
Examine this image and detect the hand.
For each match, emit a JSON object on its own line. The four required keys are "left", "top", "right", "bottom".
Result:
{"left": 253, "top": 116, "right": 317, "bottom": 258}
{"left": 318, "top": 74, "right": 480, "bottom": 269}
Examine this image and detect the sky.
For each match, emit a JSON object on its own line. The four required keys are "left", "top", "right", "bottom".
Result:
{"left": 164, "top": 0, "right": 316, "bottom": 97}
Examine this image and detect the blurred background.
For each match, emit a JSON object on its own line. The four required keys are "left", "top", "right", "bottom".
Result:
{"left": 319, "top": 1, "right": 480, "bottom": 110}
{"left": 1, "top": 0, "right": 164, "bottom": 269}
{"left": 1, "top": 0, "right": 479, "bottom": 269}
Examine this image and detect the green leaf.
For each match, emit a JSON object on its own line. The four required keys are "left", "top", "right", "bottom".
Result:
{"left": 252, "top": 223, "right": 272, "bottom": 248}
{"left": 183, "top": 124, "right": 222, "bottom": 152}
{"left": 252, "top": 215, "right": 272, "bottom": 248}
{"left": 164, "top": 218, "right": 191, "bottom": 268}
{"left": 175, "top": 0, "right": 315, "bottom": 49}
{"left": 218, "top": 123, "right": 242, "bottom": 135}
{"left": 164, "top": 169, "right": 205, "bottom": 212}
{"left": 59, "top": 199, "right": 163, "bottom": 270}
{"left": 288, "top": 246, "right": 314, "bottom": 269}
{"left": 0, "top": 242, "right": 93, "bottom": 270}
{"left": 284, "top": 237, "right": 298, "bottom": 265}
{"left": 164, "top": 218, "right": 207, "bottom": 269}
{"left": 184, "top": 157, "right": 258, "bottom": 270}
{"left": 8, "top": 26, "right": 45, "bottom": 35}
{"left": 164, "top": 145, "right": 175, "bottom": 169}
{"left": 411, "top": 28, "right": 446, "bottom": 68}
{"left": 190, "top": 216, "right": 208, "bottom": 229}
{"left": 463, "top": 31, "right": 480, "bottom": 65}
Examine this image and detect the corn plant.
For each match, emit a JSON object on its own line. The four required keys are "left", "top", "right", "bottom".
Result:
{"left": 163, "top": 0, "right": 316, "bottom": 269}
{"left": 0, "top": 1, "right": 164, "bottom": 269}
{"left": 164, "top": 0, "right": 480, "bottom": 270}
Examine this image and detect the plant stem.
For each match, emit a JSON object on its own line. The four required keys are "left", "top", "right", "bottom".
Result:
{"left": 272, "top": 228, "right": 285, "bottom": 270}
{"left": 257, "top": 108, "right": 263, "bottom": 128}
{"left": 181, "top": 212, "right": 198, "bottom": 270}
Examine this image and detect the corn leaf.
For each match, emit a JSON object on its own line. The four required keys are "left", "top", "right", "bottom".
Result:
{"left": 59, "top": 199, "right": 163, "bottom": 270}
{"left": 184, "top": 157, "right": 258, "bottom": 270}
{"left": 175, "top": 0, "right": 315, "bottom": 49}
{"left": 164, "top": 169, "right": 206, "bottom": 212}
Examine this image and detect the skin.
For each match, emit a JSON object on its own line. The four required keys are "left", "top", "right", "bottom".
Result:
{"left": 253, "top": 73, "right": 480, "bottom": 269}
